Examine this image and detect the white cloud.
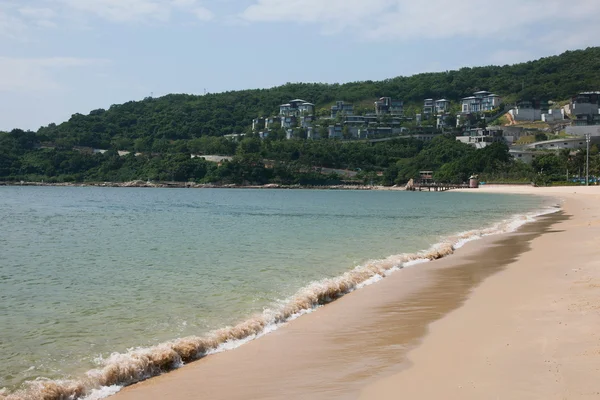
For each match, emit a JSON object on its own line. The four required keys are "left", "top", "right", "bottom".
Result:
{"left": 56, "top": 0, "right": 214, "bottom": 23}
{"left": 18, "top": 7, "right": 56, "bottom": 20}
{"left": 191, "top": 6, "right": 214, "bottom": 21}
{"left": 239, "top": 0, "right": 600, "bottom": 46}
{"left": 241, "top": 0, "right": 391, "bottom": 32}
{"left": 0, "top": 9, "right": 27, "bottom": 39}
{"left": 0, "top": 0, "right": 214, "bottom": 34}
{"left": 0, "top": 57, "right": 111, "bottom": 93}
{"left": 59, "top": 0, "right": 171, "bottom": 22}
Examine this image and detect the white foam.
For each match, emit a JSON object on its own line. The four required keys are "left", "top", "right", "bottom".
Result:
{"left": 82, "top": 385, "right": 122, "bottom": 400}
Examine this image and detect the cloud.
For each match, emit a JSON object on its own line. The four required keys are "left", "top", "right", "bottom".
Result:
{"left": 18, "top": 7, "right": 57, "bottom": 20}
{"left": 0, "top": 57, "right": 111, "bottom": 93}
{"left": 0, "top": 9, "right": 27, "bottom": 39}
{"left": 239, "top": 0, "right": 600, "bottom": 46}
{"left": 0, "top": 0, "right": 214, "bottom": 35}
{"left": 191, "top": 6, "right": 214, "bottom": 21}
{"left": 57, "top": 0, "right": 214, "bottom": 23}
{"left": 58, "top": 0, "right": 171, "bottom": 22}
{"left": 241, "top": 0, "right": 391, "bottom": 32}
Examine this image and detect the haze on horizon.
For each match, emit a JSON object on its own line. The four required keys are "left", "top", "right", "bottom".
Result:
{"left": 1, "top": 0, "right": 599, "bottom": 131}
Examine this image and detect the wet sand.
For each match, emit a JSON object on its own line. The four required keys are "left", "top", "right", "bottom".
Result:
{"left": 110, "top": 186, "right": 593, "bottom": 400}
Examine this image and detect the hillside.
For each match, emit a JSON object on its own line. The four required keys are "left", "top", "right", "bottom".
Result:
{"left": 32, "top": 47, "right": 600, "bottom": 151}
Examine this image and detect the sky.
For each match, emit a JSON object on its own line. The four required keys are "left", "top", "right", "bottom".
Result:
{"left": 1, "top": 0, "right": 599, "bottom": 131}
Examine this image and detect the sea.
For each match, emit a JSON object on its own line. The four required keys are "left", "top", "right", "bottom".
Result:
{"left": 0, "top": 186, "right": 556, "bottom": 399}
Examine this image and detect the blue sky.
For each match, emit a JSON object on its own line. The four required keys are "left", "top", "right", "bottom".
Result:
{"left": 1, "top": 0, "right": 599, "bottom": 131}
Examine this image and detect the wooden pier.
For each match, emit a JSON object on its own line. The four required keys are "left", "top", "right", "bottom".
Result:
{"left": 406, "top": 182, "right": 470, "bottom": 192}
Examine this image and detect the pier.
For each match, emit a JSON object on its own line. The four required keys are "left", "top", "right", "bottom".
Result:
{"left": 405, "top": 171, "right": 475, "bottom": 191}
{"left": 406, "top": 182, "right": 470, "bottom": 191}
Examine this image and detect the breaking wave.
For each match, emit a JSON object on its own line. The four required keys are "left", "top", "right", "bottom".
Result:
{"left": 0, "top": 207, "right": 559, "bottom": 400}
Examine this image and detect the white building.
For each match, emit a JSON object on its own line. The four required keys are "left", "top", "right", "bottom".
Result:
{"left": 279, "top": 99, "right": 315, "bottom": 117}
{"left": 455, "top": 128, "right": 505, "bottom": 149}
{"left": 460, "top": 91, "right": 502, "bottom": 114}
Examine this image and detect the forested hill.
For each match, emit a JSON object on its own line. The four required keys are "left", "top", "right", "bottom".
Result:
{"left": 31, "top": 46, "right": 600, "bottom": 150}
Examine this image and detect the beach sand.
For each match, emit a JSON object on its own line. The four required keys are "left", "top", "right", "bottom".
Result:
{"left": 112, "top": 185, "right": 600, "bottom": 400}
{"left": 360, "top": 185, "right": 600, "bottom": 399}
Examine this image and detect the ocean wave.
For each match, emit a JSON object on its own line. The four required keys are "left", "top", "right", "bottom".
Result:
{"left": 0, "top": 206, "right": 559, "bottom": 400}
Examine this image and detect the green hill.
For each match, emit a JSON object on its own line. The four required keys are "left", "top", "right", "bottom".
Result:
{"left": 33, "top": 47, "right": 600, "bottom": 151}
{"left": 2, "top": 47, "right": 600, "bottom": 185}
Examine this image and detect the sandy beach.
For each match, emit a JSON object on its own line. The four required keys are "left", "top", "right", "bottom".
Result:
{"left": 111, "top": 185, "right": 600, "bottom": 400}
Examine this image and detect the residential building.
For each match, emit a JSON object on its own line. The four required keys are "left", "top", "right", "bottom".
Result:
{"left": 528, "top": 137, "right": 600, "bottom": 150}
{"left": 508, "top": 100, "right": 550, "bottom": 121}
{"left": 331, "top": 101, "right": 354, "bottom": 118}
{"left": 571, "top": 92, "right": 600, "bottom": 118}
{"left": 252, "top": 118, "right": 265, "bottom": 132}
{"left": 375, "top": 97, "right": 404, "bottom": 115}
{"left": 460, "top": 91, "right": 502, "bottom": 114}
{"left": 542, "top": 108, "right": 565, "bottom": 122}
{"left": 509, "top": 149, "right": 540, "bottom": 164}
{"left": 423, "top": 99, "right": 434, "bottom": 116}
{"left": 435, "top": 99, "right": 451, "bottom": 114}
{"left": 424, "top": 98, "right": 451, "bottom": 116}
{"left": 565, "top": 92, "right": 600, "bottom": 135}
{"left": 279, "top": 99, "right": 315, "bottom": 117}
{"left": 300, "top": 115, "right": 316, "bottom": 128}
{"left": 281, "top": 116, "right": 297, "bottom": 129}
{"left": 328, "top": 124, "right": 343, "bottom": 139}
{"left": 265, "top": 117, "right": 281, "bottom": 130}
{"left": 566, "top": 125, "right": 600, "bottom": 136}
{"left": 436, "top": 114, "right": 453, "bottom": 129}
{"left": 456, "top": 128, "right": 505, "bottom": 149}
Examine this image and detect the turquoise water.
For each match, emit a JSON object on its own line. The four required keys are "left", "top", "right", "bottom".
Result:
{"left": 0, "top": 187, "right": 550, "bottom": 398}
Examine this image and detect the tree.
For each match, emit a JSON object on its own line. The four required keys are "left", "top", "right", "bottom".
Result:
{"left": 342, "top": 125, "right": 352, "bottom": 140}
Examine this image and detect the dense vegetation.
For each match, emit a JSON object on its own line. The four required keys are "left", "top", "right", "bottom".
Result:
{"left": 27, "top": 47, "right": 600, "bottom": 151}
{"left": 2, "top": 128, "right": 598, "bottom": 185}
{"left": 2, "top": 47, "right": 600, "bottom": 185}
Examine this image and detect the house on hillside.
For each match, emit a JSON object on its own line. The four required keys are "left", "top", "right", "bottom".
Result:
{"left": 252, "top": 118, "right": 265, "bottom": 132}
{"left": 460, "top": 91, "right": 502, "bottom": 114}
{"left": 331, "top": 101, "right": 354, "bottom": 118}
{"left": 566, "top": 92, "right": 600, "bottom": 136}
{"left": 455, "top": 127, "right": 505, "bottom": 149}
{"left": 375, "top": 97, "right": 404, "bottom": 115}
{"left": 509, "top": 100, "right": 547, "bottom": 121}
{"left": 424, "top": 98, "right": 451, "bottom": 116}
{"left": 279, "top": 99, "right": 315, "bottom": 117}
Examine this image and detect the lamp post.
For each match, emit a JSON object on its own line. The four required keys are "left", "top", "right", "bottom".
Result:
{"left": 586, "top": 134, "right": 591, "bottom": 186}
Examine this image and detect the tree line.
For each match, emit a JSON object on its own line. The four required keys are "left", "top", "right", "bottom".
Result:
{"left": 21, "top": 46, "right": 600, "bottom": 153}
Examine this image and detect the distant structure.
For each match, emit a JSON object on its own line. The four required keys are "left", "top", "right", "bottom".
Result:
{"left": 252, "top": 96, "right": 426, "bottom": 141}
{"left": 566, "top": 92, "right": 600, "bottom": 136}
{"left": 423, "top": 98, "right": 452, "bottom": 129}
{"left": 423, "top": 99, "right": 450, "bottom": 116}
{"left": 455, "top": 127, "right": 505, "bottom": 149}
{"left": 375, "top": 97, "right": 404, "bottom": 115}
{"left": 279, "top": 99, "right": 315, "bottom": 117}
{"left": 331, "top": 101, "right": 354, "bottom": 118}
{"left": 508, "top": 99, "right": 564, "bottom": 122}
{"left": 460, "top": 91, "right": 502, "bottom": 114}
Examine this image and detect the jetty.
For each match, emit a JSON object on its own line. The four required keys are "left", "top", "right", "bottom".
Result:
{"left": 406, "top": 182, "right": 470, "bottom": 191}
{"left": 405, "top": 171, "right": 476, "bottom": 192}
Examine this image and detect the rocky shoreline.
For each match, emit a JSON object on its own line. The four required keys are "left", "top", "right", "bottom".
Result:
{"left": 0, "top": 180, "right": 405, "bottom": 191}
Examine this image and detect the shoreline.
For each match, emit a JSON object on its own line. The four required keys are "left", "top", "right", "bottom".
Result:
{"left": 0, "top": 180, "right": 403, "bottom": 190}
{"left": 2, "top": 189, "right": 553, "bottom": 400}
{"left": 360, "top": 185, "right": 600, "bottom": 399}
{"left": 105, "top": 191, "right": 565, "bottom": 400}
